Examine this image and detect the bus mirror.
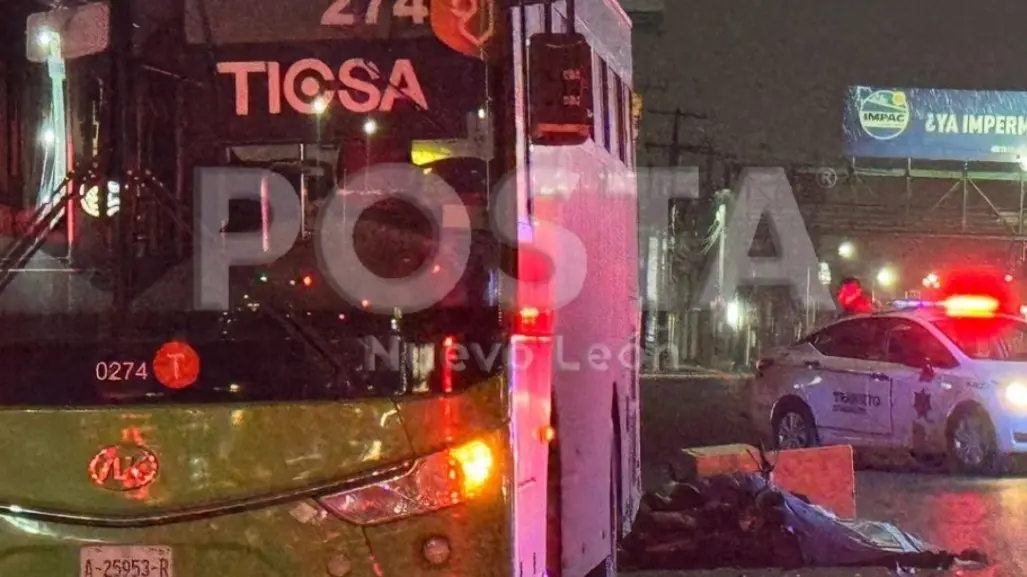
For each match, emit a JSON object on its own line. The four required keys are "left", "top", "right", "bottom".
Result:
{"left": 528, "top": 32, "right": 593, "bottom": 147}
{"left": 26, "top": 1, "right": 110, "bottom": 63}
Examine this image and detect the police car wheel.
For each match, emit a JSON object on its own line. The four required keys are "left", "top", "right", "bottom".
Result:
{"left": 947, "top": 406, "right": 999, "bottom": 475}
{"left": 772, "top": 402, "right": 818, "bottom": 450}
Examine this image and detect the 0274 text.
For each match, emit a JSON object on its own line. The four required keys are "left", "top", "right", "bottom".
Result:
{"left": 95, "top": 361, "right": 149, "bottom": 382}
{"left": 321, "top": 0, "right": 428, "bottom": 26}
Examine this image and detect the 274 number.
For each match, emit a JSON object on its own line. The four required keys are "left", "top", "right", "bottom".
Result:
{"left": 321, "top": 0, "right": 428, "bottom": 26}
{"left": 95, "top": 361, "right": 149, "bottom": 381}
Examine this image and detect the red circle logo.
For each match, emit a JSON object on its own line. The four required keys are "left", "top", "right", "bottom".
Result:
{"left": 88, "top": 445, "right": 159, "bottom": 491}
{"left": 152, "top": 341, "right": 200, "bottom": 389}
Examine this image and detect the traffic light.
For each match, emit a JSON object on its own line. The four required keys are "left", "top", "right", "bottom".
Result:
{"left": 528, "top": 32, "right": 593, "bottom": 146}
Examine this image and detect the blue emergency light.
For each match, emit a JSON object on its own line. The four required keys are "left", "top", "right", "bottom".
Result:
{"left": 890, "top": 295, "right": 1003, "bottom": 317}
{"left": 889, "top": 299, "right": 936, "bottom": 310}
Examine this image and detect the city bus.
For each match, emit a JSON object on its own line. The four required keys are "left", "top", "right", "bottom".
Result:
{"left": 0, "top": 0, "right": 640, "bottom": 576}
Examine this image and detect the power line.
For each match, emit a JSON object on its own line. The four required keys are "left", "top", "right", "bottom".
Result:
{"left": 645, "top": 108, "right": 707, "bottom": 119}
{"left": 641, "top": 108, "right": 735, "bottom": 165}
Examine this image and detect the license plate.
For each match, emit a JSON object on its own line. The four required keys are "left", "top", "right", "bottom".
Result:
{"left": 80, "top": 546, "right": 172, "bottom": 577}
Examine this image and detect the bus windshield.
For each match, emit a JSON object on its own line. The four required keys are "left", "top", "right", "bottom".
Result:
{"left": 0, "top": 154, "right": 504, "bottom": 407}
{"left": 0, "top": 0, "right": 502, "bottom": 406}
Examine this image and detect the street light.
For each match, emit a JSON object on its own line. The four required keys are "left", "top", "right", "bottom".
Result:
{"left": 923, "top": 272, "right": 940, "bottom": 289}
{"left": 312, "top": 96, "right": 329, "bottom": 114}
{"left": 37, "top": 28, "right": 56, "bottom": 47}
{"left": 363, "top": 118, "right": 378, "bottom": 136}
{"left": 725, "top": 299, "right": 741, "bottom": 330}
{"left": 876, "top": 266, "right": 897, "bottom": 288}
{"left": 39, "top": 126, "right": 55, "bottom": 146}
{"left": 838, "top": 241, "right": 855, "bottom": 259}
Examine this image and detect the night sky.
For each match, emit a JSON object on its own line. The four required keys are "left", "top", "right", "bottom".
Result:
{"left": 634, "top": 0, "right": 1027, "bottom": 167}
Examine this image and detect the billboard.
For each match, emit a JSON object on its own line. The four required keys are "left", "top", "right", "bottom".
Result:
{"left": 843, "top": 86, "right": 1027, "bottom": 163}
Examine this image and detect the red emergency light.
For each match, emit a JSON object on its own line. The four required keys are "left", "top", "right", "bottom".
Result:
{"left": 941, "top": 295, "right": 1000, "bottom": 318}
{"left": 514, "top": 307, "right": 554, "bottom": 337}
{"left": 935, "top": 267, "right": 1019, "bottom": 316}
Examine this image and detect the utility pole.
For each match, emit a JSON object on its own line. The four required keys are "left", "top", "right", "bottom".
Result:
{"left": 640, "top": 108, "right": 693, "bottom": 370}
{"left": 657, "top": 109, "right": 683, "bottom": 371}
{"left": 643, "top": 109, "right": 734, "bottom": 367}
{"left": 668, "top": 107, "right": 681, "bottom": 166}
{"left": 642, "top": 108, "right": 708, "bottom": 165}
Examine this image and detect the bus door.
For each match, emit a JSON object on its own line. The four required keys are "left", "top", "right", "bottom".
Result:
{"left": 511, "top": 311, "right": 554, "bottom": 577}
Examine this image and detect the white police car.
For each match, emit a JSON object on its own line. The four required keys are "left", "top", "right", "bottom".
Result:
{"left": 748, "top": 295, "right": 1027, "bottom": 474}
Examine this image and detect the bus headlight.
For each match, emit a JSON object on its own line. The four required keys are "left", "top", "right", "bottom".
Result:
{"left": 319, "top": 439, "right": 496, "bottom": 525}
{"left": 1005, "top": 382, "right": 1027, "bottom": 407}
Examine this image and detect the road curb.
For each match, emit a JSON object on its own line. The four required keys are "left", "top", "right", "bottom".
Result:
{"left": 642, "top": 372, "right": 753, "bottom": 380}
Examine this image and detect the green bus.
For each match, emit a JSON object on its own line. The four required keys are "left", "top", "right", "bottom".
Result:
{"left": 0, "top": 0, "right": 640, "bottom": 575}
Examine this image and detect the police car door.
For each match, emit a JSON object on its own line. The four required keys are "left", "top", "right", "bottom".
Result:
{"left": 836, "top": 317, "right": 894, "bottom": 437}
{"left": 884, "top": 318, "right": 963, "bottom": 452}
{"left": 802, "top": 318, "right": 885, "bottom": 438}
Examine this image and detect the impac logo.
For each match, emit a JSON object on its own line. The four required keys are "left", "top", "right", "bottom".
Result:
{"left": 858, "top": 89, "right": 910, "bottom": 140}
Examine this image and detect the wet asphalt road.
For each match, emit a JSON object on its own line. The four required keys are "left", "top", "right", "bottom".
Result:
{"left": 633, "top": 375, "right": 1025, "bottom": 577}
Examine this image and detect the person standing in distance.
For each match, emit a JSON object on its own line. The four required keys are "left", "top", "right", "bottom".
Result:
{"left": 836, "top": 277, "right": 873, "bottom": 317}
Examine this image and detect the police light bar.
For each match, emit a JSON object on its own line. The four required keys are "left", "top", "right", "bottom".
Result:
{"left": 890, "top": 296, "right": 1003, "bottom": 317}
{"left": 942, "top": 295, "right": 999, "bottom": 318}
{"left": 890, "top": 299, "right": 935, "bottom": 310}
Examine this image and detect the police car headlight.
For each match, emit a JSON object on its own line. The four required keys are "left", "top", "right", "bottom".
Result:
{"left": 1005, "top": 382, "right": 1027, "bottom": 407}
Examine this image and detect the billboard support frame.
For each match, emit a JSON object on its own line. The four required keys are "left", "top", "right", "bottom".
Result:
{"left": 792, "top": 163, "right": 1027, "bottom": 291}
{"left": 796, "top": 156, "right": 1027, "bottom": 242}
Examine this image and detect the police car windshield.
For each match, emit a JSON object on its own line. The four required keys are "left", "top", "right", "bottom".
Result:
{"left": 931, "top": 317, "right": 1027, "bottom": 361}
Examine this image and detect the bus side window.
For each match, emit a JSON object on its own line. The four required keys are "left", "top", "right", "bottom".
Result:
{"left": 598, "top": 59, "right": 611, "bottom": 151}
{"left": 614, "top": 73, "right": 627, "bottom": 164}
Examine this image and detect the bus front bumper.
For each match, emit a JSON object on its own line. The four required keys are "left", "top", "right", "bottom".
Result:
{"left": 0, "top": 496, "right": 511, "bottom": 577}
